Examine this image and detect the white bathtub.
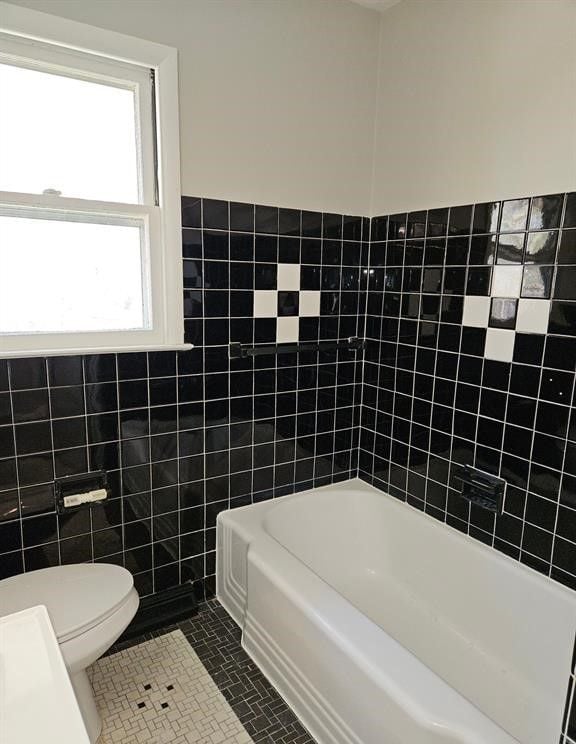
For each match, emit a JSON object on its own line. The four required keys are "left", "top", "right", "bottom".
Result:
{"left": 217, "top": 479, "right": 576, "bottom": 744}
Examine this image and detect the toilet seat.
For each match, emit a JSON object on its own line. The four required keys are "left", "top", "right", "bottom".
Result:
{"left": 0, "top": 563, "right": 135, "bottom": 643}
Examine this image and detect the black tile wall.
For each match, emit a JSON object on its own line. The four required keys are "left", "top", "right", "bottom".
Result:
{"left": 360, "top": 192, "right": 576, "bottom": 588}
{"left": 0, "top": 198, "right": 366, "bottom": 600}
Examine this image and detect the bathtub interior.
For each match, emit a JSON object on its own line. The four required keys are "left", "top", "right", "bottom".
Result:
{"left": 218, "top": 478, "right": 576, "bottom": 744}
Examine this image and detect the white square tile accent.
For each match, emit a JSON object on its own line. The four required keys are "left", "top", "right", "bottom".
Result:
{"left": 253, "top": 290, "right": 277, "bottom": 318}
{"left": 299, "top": 290, "right": 321, "bottom": 317}
{"left": 516, "top": 298, "right": 551, "bottom": 334}
{"left": 89, "top": 630, "right": 253, "bottom": 744}
{"left": 491, "top": 265, "right": 523, "bottom": 298}
{"left": 462, "top": 296, "right": 491, "bottom": 327}
{"left": 276, "top": 316, "right": 299, "bottom": 343}
{"left": 485, "top": 328, "right": 515, "bottom": 362}
{"left": 277, "top": 263, "right": 300, "bottom": 291}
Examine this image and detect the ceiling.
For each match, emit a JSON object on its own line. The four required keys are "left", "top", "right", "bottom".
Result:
{"left": 349, "top": 0, "right": 403, "bottom": 12}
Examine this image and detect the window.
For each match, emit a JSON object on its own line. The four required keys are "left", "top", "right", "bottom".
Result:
{"left": 0, "top": 4, "right": 185, "bottom": 357}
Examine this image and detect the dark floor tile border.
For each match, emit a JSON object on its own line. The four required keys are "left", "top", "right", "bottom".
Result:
{"left": 109, "top": 598, "right": 316, "bottom": 744}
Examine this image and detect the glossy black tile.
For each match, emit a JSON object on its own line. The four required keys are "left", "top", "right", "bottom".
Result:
{"left": 85, "top": 382, "right": 118, "bottom": 414}
{"left": 448, "top": 205, "right": 473, "bottom": 236}
{"left": 343, "top": 215, "right": 363, "bottom": 241}
{"left": 230, "top": 233, "right": 254, "bottom": 261}
{"left": 83, "top": 354, "right": 116, "bottom": 384}
{"left": 255, "top": 205, "right": 279, "bottom": 234}
{"left": 0, "top": 520, "right": 22, "bottom": 552}
{"left": 203, "top": 261, "right": 229, "bottom": 290}
{"left": 323, "top": 213, "right": 342, "bottom": 240}
{"left": 445, "top": 236, "right": 469, "bottom": 265}
{"left": 539, "top": 368, "right": 574, "bottom": 404}
{"left": 472, "top": 202, "right": 500, "bottom": 234}
{"left": 181, "top": 197, "right": 201, "bottom": 228}
{"left": 22, "top": 513, "right": 58, "bottom": 547}
{"left": 203, "top": 231, "right": 229, "bottom": 260}
{"left": 427, "top": 208, "right": 448, "bottom": 237}
{"left": 183, "top": 290, "right": 202, "bottom": 319}
{"left": 118, "top": 353, "right": 148, "bottom": 381}
{"left": 563, "top": 193, "right": 576, "bottom": 228}
{"left": 544, "top": 336, "right": 576, "bottom": 371}
{"left": 548, "top": 301, "right": 576, "bottom": 336}
{"left": 557, "top": 229, "right": 576, "bottom": 264}
{"left": 500, "top": 199, "right": 529, "bottom": 232}
{"left": 489, "top": 298, "right": 517, "bottom": 329}
{"left": 0, "top": 394, "right": 11, "bottom": 426}
{"left": 15, "top": 421, "right": 52, "bottom": 455}
{"left": 52, "top": 417, "right": 86, "bottom": 450}
{"left": 301, "top": 211, "right": 322, "bottom": 238}
{"left": 183, "top": 260, "right": 203, "bottom": 289}
{"left": 525, "top": 230, "right": 558, "bottom": 264}
{"left": 513, "top": 333, "right": 545, "bottom": 365}
{"left": 466, "top": 267, "right": 492, "bottom": 295}
{"left": 0, "top": 456, "right": 16, "bottom": 492}
{"left": 496, "top": 233, "right": 524, "bottom": 264}
{"left": 9, "top": 358, "right": 46, "bottom": 390}
{"left": 12, "top": 389, "right": 49, "bottom": 423}
{"left": 422, "top": 268, "right": 442, "bottom": 293}
{"left": 0, "top": 361, "right": 8, "bottom": 393}
{"left": 182, "top": 229, "right": 202, "bottom": 259}
{"left": 469, "top": 235, "right": 497, "bottom": 265}
{"left": 554, "top": 266, "right": 576, "bottom": 300}
{"left": 47, "top": 356, "right": 83, "bottom": 387}
{"left": 0, "top": 428, "right": 14, "bottom": 459}
{"left": 54, "top": 447, "right": 88, "bottom": 478}
{"left": 50, "top": 386, "right": 85, "bottom": 419}
{"left": 279, "top": 236, "right": 300, "bottom": 263}
{"left": 203, "top": 199, "right": 229, "bottom": 230}
{"left": 529, "top": 194, "right": 564, "bottom": 230}
{"left": 278, "top": 208, "right": 300, "bottom": 236}
{"left": 230, "top": 202, "right": 254, "bottom": 232}
{"left": 521, "top": 265, "right": 553, "bottom": 299}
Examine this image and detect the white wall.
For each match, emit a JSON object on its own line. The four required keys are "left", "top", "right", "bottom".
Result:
{"left": 6, "top": 0, "right": 576, "bottom": 217}
{"left": 6, "top": 0, "right": 380, "bottom": 215}
{"left": 370, "top": 0, "right": 576, "bottom": 215}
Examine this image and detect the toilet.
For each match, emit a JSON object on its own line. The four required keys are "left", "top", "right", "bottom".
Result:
{"left": 0, "top": 563, "right": 139, "bottom": 743}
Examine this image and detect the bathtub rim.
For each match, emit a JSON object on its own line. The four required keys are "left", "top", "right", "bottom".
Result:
{"left": 219, "top": 477, "right": 576, "bottom": 605}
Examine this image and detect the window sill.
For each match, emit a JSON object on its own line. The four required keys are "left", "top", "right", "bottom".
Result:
{"left": 0, "top": 343, "right": 194, "bottom": 359}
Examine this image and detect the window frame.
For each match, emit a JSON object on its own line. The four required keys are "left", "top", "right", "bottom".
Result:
{"left": 0, "top": 2, "right": 187, "bottom": 358}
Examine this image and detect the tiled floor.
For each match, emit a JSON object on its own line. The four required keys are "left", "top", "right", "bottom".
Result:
{"left": 107, "top": 599, "right": 316, "bottom": 744}
{"left": 91, "top": 630, "right": 252, "bottom": 743}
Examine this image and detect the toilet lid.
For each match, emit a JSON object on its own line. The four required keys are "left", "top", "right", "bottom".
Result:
{"left": 0, "top": 563, "right": 134, "bottom": 642}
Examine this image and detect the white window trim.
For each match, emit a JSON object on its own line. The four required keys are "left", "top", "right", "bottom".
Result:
{"left": 0, "top": 2, "right": 189, "bottom": 358}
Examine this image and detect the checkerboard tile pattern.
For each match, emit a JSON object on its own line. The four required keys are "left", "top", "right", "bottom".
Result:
{"left": 91, "top": 629, "right": 253, "bottom": 744}
{"left": 253, "top": 263, "right": 321, "bottom": 342}
{"left": 453, "top": 194, "right": 574, "bottom": 362}
{"left": 110, "top": 599, "right": 316, "bottom": 744}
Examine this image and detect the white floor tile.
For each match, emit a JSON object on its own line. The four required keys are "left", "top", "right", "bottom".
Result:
{"left": 89, "top": 631, "right": 253, "bottom": 744}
